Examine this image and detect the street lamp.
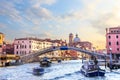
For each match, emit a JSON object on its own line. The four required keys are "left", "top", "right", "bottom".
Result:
{"left": 3, "top": 44, "right": 6, "bottom": 54}
{"left": 109, "top": 48, "right": 112, "bottom": 71}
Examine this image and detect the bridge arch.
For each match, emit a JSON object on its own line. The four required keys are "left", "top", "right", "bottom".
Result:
{"left": 21, "top": 46, "right": 108, "bottom": 63}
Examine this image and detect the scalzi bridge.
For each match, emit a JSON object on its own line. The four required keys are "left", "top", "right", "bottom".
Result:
{"left": 20, "top": 46, "right": 109, "bottom": 63}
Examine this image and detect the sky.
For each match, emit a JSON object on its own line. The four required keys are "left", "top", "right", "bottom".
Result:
{"left": 1, "top": 0, "right": 120, "bottom": 49}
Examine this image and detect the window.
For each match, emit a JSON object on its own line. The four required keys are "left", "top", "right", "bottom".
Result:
{"left": 25, "top": 45, "right": 26, "bottom": 48}
{"left": 117, "top": 48, "right": 119, "bottom": 51}
{"left": 116, "top": 41, "right": 119, "bottom": 45}
{"left": 16, "top": 51, "right": 18, "bottom": 54}
{"left": 22, "top": 41, "right": 24, "bottom": 43}
{"left": 116, "top": 35, "right": 119, "bottom": 38}
{"left": 16, "top": 45, "right": 18, "bottom": 49}
{"left": 109, "top": 42, "right": 111, "bottom": 46}
{"left": 108, "top": 36, "right": 111, "bottom": 39}
{"left": 0, "top": 36, "right": 1, "bottom": 39}
{"left": 29, "top": 45, "right": 31, "bottom": 48}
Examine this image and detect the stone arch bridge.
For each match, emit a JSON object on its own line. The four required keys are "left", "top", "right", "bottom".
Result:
{"left": 21, "top": 46, "right": 109, "bottom": 63}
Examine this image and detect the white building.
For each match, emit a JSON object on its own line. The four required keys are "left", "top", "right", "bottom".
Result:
{"left": 14, "top": 38, "right": 52, "bottom": 56}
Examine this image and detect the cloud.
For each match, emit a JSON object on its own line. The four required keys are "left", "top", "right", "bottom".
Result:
{"left": 55, "top": 12, "right": 82, "bottom": 23}
{"left": 24, "top": 7, "right": 53, "bottom": 27}
{"left": 30, "top": 0, "right": 56, "bottom": 8}
{"left": 82, "top": 0, "right": 120, "bottom": 35}
{"left": 0, "top": 0, "right": 22, "bottom": 22}
{"left": 0, "top": 0, "right": 54, "bottom": 26}
{"left": 0, "top": 23, "right": 7, "bottom": 28}
{"left": 22, "top": 32, "right": 54, "bottom": 39}
{"left": 26, "top": 7, "right": 52, "bottom": 19}
{"left": 76, "top": 0, "right": 120, "bottom": 48}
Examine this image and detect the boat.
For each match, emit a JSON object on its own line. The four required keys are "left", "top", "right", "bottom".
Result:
{"left": 33, "top": 67, "right": 44, "bottom": 75}
{"left": 57, "top": 59, "right": 62, "bottom": 63}
{"left": 40, "top": 57, "right": 51, "bottom": 67}
{"left": 81, "top": 61, "right": 105, "bottom": 77}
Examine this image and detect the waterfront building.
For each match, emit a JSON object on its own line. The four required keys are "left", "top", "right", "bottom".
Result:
{"left": 106, "top": 27, "right": 120, "bottom": 59}
{"left": 3, "top": 43, "right": 14, "bottom": 54}
{"left": 0, "top": 32, "right": 5, "bottom": 54}
{"left": 14, "top": 37, "right": 52, "bottom": 56}
{"left": 69, "top": 33, "right": 92, "bottom": 49}
{"left": 43, "top": 39, "right": 67, "bottom": 58}
{"left": 14, "top": 37, "right": 67, "bottom": 57}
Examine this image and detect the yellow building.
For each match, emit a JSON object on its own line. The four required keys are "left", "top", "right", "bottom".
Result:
{"left": 0, "top": 32, "right": 4, "bottom": 45}
{"left": 0, "top": 32, "right": 4, "bottom": 53}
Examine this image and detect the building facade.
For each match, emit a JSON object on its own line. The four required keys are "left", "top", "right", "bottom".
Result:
{"left": 68, "top": 33, "right": 92, "bottom": 59}
{"left": 43, "top": 39, "right": 67, "bottom": 58}
{"left": 0, "top": 32, "right": 5, "bottom": 54}
{"left": 106, "top": 27, "right": 120, "bottom": 59}
{"left": 14, "top": 38, "right": 52, "bottom": 56}
{"left": 14, "top": 37, "right": 67, "bottom": 57}
{"left": 69, "top": 33, "right": 92, "bottom": 49}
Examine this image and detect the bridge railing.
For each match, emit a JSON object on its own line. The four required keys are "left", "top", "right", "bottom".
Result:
{"left": 21, "top": 46, "right": 109, "bottom": 63}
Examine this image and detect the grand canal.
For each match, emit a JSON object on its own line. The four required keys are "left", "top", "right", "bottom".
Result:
{"left": 0, "top": 60, "right": 120, "bottom": 80}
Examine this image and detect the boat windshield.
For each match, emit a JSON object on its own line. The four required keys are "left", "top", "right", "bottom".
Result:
{"left": 83, "top": 61, "right": 99, "bottom": 70}
{"left": 88, "top": 64, "right": 99, "bottom": 70}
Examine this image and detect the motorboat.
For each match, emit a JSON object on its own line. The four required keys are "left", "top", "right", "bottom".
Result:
{"left": 40, "top": 57, "right": 51, "bottom": 67}
{"left": 81, "top": 61, "right": 105, "bottom": 77}
{"left": 33, "top": 67, "right": 44, "bottom": 75}
{"left": 57, "top": 59, "right": 62, "bottom": 63}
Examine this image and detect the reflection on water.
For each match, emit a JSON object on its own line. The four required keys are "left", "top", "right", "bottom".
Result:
{"left": 0, "top": 60, "right": 120, "bottom": 80}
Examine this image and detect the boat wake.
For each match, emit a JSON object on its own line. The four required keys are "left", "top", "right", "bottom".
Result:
{"left": 49, "top": 71, "right": 81, "bottom": 80}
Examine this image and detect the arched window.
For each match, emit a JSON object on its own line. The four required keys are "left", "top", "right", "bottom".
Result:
{"left": 109, "top": 42, "right": 111, "bottom": 46}
{"left": 16, "top": 45, "right": 18, "bottom": 49}
{"left": 29, "top": 45, "right": 31, "bottom": 49}
{"left": 116, "top": 35, "right": 119, "bottom": 38}
{"left": 108, "top": 36, "right": 111, "bottom": 39}
{"left": 116, "top": 41, "right": 119, "bottom": 45}
{"left": 25, "top": 45, "right": 26, "bottom": 48}
{"left": 117, "top": 48, "right": 119, "bottom": 51}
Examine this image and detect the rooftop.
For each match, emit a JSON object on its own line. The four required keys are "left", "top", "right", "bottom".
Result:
{"left": 0, "top": 32, "right": 4, "bottom": 34}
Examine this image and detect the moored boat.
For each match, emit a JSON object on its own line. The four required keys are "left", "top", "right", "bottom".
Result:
{"left": 81, "top": 61, "right": 105, "bottom": 77}
{"left": 33, "top": 67, "right": 44, "bottom": 75}
{"left": 40, "top": 57, "right": 51, "bottom": 67}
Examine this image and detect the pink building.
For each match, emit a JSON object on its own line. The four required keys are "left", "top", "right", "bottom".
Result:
{"left": 14, "top": 37, "right": 67, "bottom": 57}
{"left": 106, "top": 27, "right": 120, "bottom": 59}
{"left": 14, "top": 37, "right": 52, "bottom": 56}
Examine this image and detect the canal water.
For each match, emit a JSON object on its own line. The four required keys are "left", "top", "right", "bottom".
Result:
{"left": 0, "top": 60, "right": 120, "bottom": 80}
